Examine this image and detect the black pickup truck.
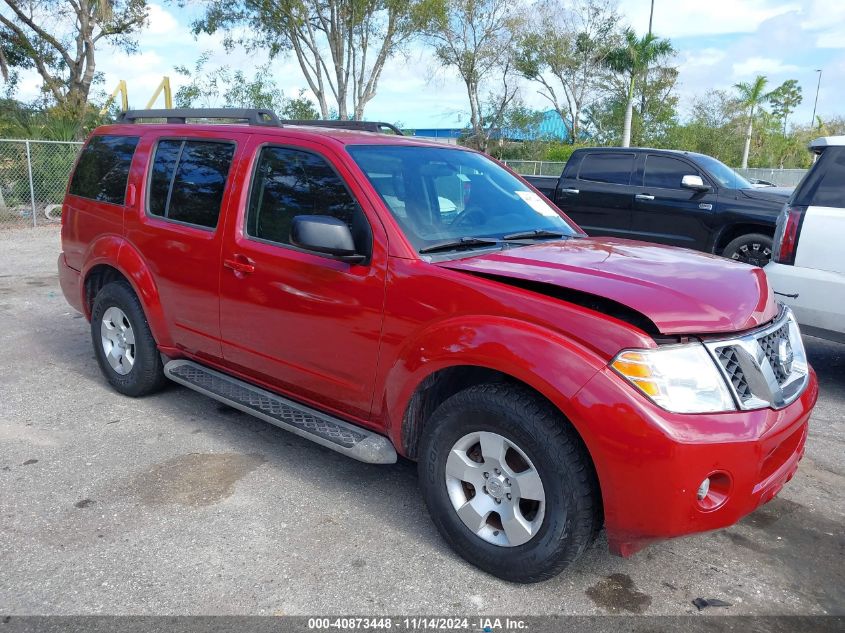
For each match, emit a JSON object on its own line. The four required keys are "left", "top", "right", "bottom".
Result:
{"left": 524, "top": 147, "right": 791, "bottom": 266}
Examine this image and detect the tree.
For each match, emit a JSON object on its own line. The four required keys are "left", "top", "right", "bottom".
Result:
{"left": 0, "top": 0, "right": 148, "bottom": 110}
{"left": 735, "top": 75, "right": 770, "bottom": 169}
{"left": 194, "top": 0, "right": 435, "bottom": 120}
{"left": 425, "top": 0, "right": 524, "bottom": 153}
{"left": 769, "top": 79, "right": 802, "bottom": 135}
{"left": 175, "top": 54, "right": 320, "bottom": 119}
{"left": 603, "top": 28, "right": 673, "bottom": 147}
{"left": 515, "top": 0, "right": 620, "bottom": 144}
{"left": 516, "top": 0, "right": 620, "bottom": 143}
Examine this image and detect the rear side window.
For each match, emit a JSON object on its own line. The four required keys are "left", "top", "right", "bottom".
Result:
{"left": 794, "top": 147, "right": 845, "bottom": 208}
{"left": 147, "top": 139, "right": 235, "bottom": 229}
{"left": 69, "top": 135, "right": 139, "bottom": 204}
{"left": 246, "top": 146, "right": 367, "bottom": 249}
{"left": 578, "top": 153, "right": 634, "bottom": 185}
{"left": 643, "top": 155, "right": 697, "bottom": 189}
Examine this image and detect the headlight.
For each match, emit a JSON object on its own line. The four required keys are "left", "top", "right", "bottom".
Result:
{"left": 611, "top": 344, "right": 736, "bottom": 413}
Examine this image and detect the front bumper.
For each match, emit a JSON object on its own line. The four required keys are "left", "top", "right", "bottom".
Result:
{"left": 569, "top": 363, "right": 819, "bottom": 556}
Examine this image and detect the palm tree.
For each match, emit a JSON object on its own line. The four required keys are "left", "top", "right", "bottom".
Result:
{"left": 604, "top": 28, "right": 674, "bottom": 147}
{"left": 735, "top": 75, "right": 770, "bottom": 169}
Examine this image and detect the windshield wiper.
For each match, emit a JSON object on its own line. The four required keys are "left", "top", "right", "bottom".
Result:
{"left": 419, "top": 236, "right": 500, "bottom": 254}
{"left": 502, "top": 229, "right": 567, "bottom": 241}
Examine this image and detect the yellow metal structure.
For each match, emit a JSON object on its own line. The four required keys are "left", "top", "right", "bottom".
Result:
{"left": 101, "top": 76, "right": 172, "bottom": 114}
{"left": 101, "top": 80, "right": 128, "bottom": 113}
{"left": 145, "top": 76, "right": 173, "bottom": 109}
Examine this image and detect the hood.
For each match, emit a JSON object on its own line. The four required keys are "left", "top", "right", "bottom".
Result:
{"left": 437, "top": 238, "right": 777, "bottom": 335}
{"left": 740, "top": 187, "right": 792, "bottom": 203}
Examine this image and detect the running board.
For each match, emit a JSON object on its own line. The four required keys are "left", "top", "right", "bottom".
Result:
{"left": 164, "top": 360, "right": 397, "bottom": 464}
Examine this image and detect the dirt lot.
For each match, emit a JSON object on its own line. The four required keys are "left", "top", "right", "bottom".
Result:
{"left": 1, "top": 226, "right": 843, "bottom": 615}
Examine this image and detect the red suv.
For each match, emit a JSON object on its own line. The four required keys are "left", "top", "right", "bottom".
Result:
{"left": 58, "top": 109, "right": 818, "bottom": 583}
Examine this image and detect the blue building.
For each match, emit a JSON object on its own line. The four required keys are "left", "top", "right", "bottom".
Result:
{"left": 408, "top": 110, "right": 571, "bottom": 143}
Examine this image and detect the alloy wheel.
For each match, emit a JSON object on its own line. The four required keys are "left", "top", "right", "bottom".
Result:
{"left": 444, "top": 431, "right": 546, "bottom": 547}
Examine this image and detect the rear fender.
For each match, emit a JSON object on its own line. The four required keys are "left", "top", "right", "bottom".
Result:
{"left": 81, "top": 236, "right": 172, "bottom": 348}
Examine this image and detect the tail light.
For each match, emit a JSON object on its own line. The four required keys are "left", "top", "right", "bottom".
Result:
{"left": 772, "top": 205, "right": 805, "bottom": 265}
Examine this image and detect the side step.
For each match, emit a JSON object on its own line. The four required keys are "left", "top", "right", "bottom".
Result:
{"left": 164, "top": 360, "right": 397, "bottom": 464}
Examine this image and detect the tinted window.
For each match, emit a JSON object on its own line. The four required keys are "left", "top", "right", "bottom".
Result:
{"left": 69, "top": 135, "right": 139, "bottom": 204}
{"left": 794, "top": 147, "right": 845, "bottom": 208}
{"left": 578, "top": 153, "right": 634, "bottom": 185}
{"left": 247, "top": 147, "right": 367, "bottom": 249}
{"left": 643, "top": 155, "right": 698, "bottom": 189}
{"left": 147, "top": 140, "right": 234, "bottom": 228}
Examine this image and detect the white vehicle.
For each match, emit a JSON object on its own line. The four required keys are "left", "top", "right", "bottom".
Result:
{"left": 765, "top": 136, "right": 845, "bottom": 343}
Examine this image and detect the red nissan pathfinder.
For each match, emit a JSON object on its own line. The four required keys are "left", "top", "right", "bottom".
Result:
{"left": 58, "top": 109, "right": 818, "bottom": 582}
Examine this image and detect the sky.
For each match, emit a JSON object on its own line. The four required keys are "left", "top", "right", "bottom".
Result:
{"left": 10, "top": 0, "right": 845, "bottom": 129}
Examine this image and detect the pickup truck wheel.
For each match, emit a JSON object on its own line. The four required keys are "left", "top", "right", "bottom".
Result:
{"left": 722, "top": 233, "right": 773, "bottom": 267}
{"left": 90, "top": 281, "right": 167, "bottom": 397}
{"left": 418, "top": 383, "right": 600, "bottom": 583}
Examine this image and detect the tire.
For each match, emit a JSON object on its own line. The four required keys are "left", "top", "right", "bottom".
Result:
{"left": 722, "top": 233, "right": 773, "bottom": 267}
{"left": 90, "top": 281, "right": 167, "bottom": 397}
{"left": 418, "top": 383, "right": 601, "bottom": 583}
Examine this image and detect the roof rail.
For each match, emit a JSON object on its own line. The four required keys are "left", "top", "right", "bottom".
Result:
{"left": 280, "top": 119, "right": 404, "bottom": 136}
{"left": 116, "top": 108, "right": 280, "bottom": 127}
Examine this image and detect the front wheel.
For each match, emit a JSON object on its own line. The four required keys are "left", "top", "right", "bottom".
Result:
{"left": 722, "top": 233, "right": 773, "bottom": 267}
{"left": 418, "top": 384, "right": 601, "bottom": 583}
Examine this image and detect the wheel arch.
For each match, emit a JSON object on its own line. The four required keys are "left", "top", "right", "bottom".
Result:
{"left": 400, "top": 362, "right": 605, "bottom": 533}
{"left": 714, "top": 222, "right": 775, "bottom": 254}
{"left": 81, "top": 238, "right": 172, "bottom": 347}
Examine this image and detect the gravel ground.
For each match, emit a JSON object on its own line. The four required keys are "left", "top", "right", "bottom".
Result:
{"left": 0, "top": 226, "right": 843, "bottom": 616}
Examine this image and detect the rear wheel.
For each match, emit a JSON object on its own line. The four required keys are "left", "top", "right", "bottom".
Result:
{"left": 90, "top": 281, "right": 167, "bottom": 397}
{"left": 722, "top": 233, "right": 773, "bottom": 267}
{"left": 418, "top": 383, "right": 601, "bottom": 583}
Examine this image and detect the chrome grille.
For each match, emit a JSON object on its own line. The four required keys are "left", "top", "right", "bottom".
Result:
{"left": 716, "top": 347, "right": 753, "bottom": 402}
{"left": 758, "top": 323, "right": 791, "bottom": 383}
{"left": 705, "top": 307, "right": 808, "bottom": 411}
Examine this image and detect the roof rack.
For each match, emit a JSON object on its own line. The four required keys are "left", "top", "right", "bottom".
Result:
{"left": 116, "top": 108, "right": 280, "bottom": 127}
{"left": 281, "top": 119, "right": 404, "bottom": 136}
{"left": 115, "top": 109, "right": 404, "bottom": 135}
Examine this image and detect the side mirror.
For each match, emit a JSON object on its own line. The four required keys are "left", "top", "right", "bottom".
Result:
{"left": 290, "top": 215, "right": 366, "bottom": 263}
{"left": 681, "top": 174, "right": 710, "bottom": 192}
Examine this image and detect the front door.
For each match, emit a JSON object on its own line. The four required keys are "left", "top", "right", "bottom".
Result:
{"left": 218, "top": 139, "right": 388, "bottom": 422}
{"left": 630, "top": 153, "right": 717, "bottom": 250}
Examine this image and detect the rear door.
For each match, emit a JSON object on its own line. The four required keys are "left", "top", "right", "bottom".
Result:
{"left": 125, "top": 133, "right": 241, "bottom": 361}
{"left": 630, "top": 153, "right": 717, "bottom": 250}
{"left": 217, "top": 137, "right": 388, "bottom": 421}
{"left": 557, "top": 151, "right": 635, "bottom": 238}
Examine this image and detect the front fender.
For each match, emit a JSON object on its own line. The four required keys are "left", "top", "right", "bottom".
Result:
{"left": 383, "top": 315, "right": 607, "bottom": 452}
{"left": 81, "top": 236, "right": 172, "bottom": 348}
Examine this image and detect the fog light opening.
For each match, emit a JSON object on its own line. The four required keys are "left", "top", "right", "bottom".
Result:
{"left": 696, "top": 471, "right": 732, "bottom": 511}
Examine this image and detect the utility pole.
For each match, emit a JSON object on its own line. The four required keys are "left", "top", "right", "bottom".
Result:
{"left": 811, "top": 69, "right": 822, "bottom": 128}
{"left": 639, "top": 0, "right": 656, "bottom": 134}
{"left": 648, "top": 0, "right": 655, "bottom": 34}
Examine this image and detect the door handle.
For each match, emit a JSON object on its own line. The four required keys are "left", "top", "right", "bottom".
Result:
{"left": 223, "top": 255, "right": 255, "bottom": 275}
{"left": 561, "top": 188, "right": 580, "bottom": 194}
{"left": 635, "top": 194, "right": 655, "bottom": 201}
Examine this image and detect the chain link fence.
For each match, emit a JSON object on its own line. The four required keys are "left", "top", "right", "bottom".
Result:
{"left": 0, "top": 139, "right": 83, "bottom": 229}
{"left": 735, "top": 168, "right": 807, "bottom": 188}
{"left": 502, "top": 160, "right": 568, "bottom": 176}
{"left": 0, "top": 143, "right": 810, "bottom": 231}
{"left": 503, "top": 160, "right": 809, "bottom": 188}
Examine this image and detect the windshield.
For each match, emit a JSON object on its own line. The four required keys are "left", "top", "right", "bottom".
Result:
{"left": 347, "top": 145, "right": 579, "bottom": 252}
{"left": 695, "top": 154, "right": 752, "bottom": 189}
